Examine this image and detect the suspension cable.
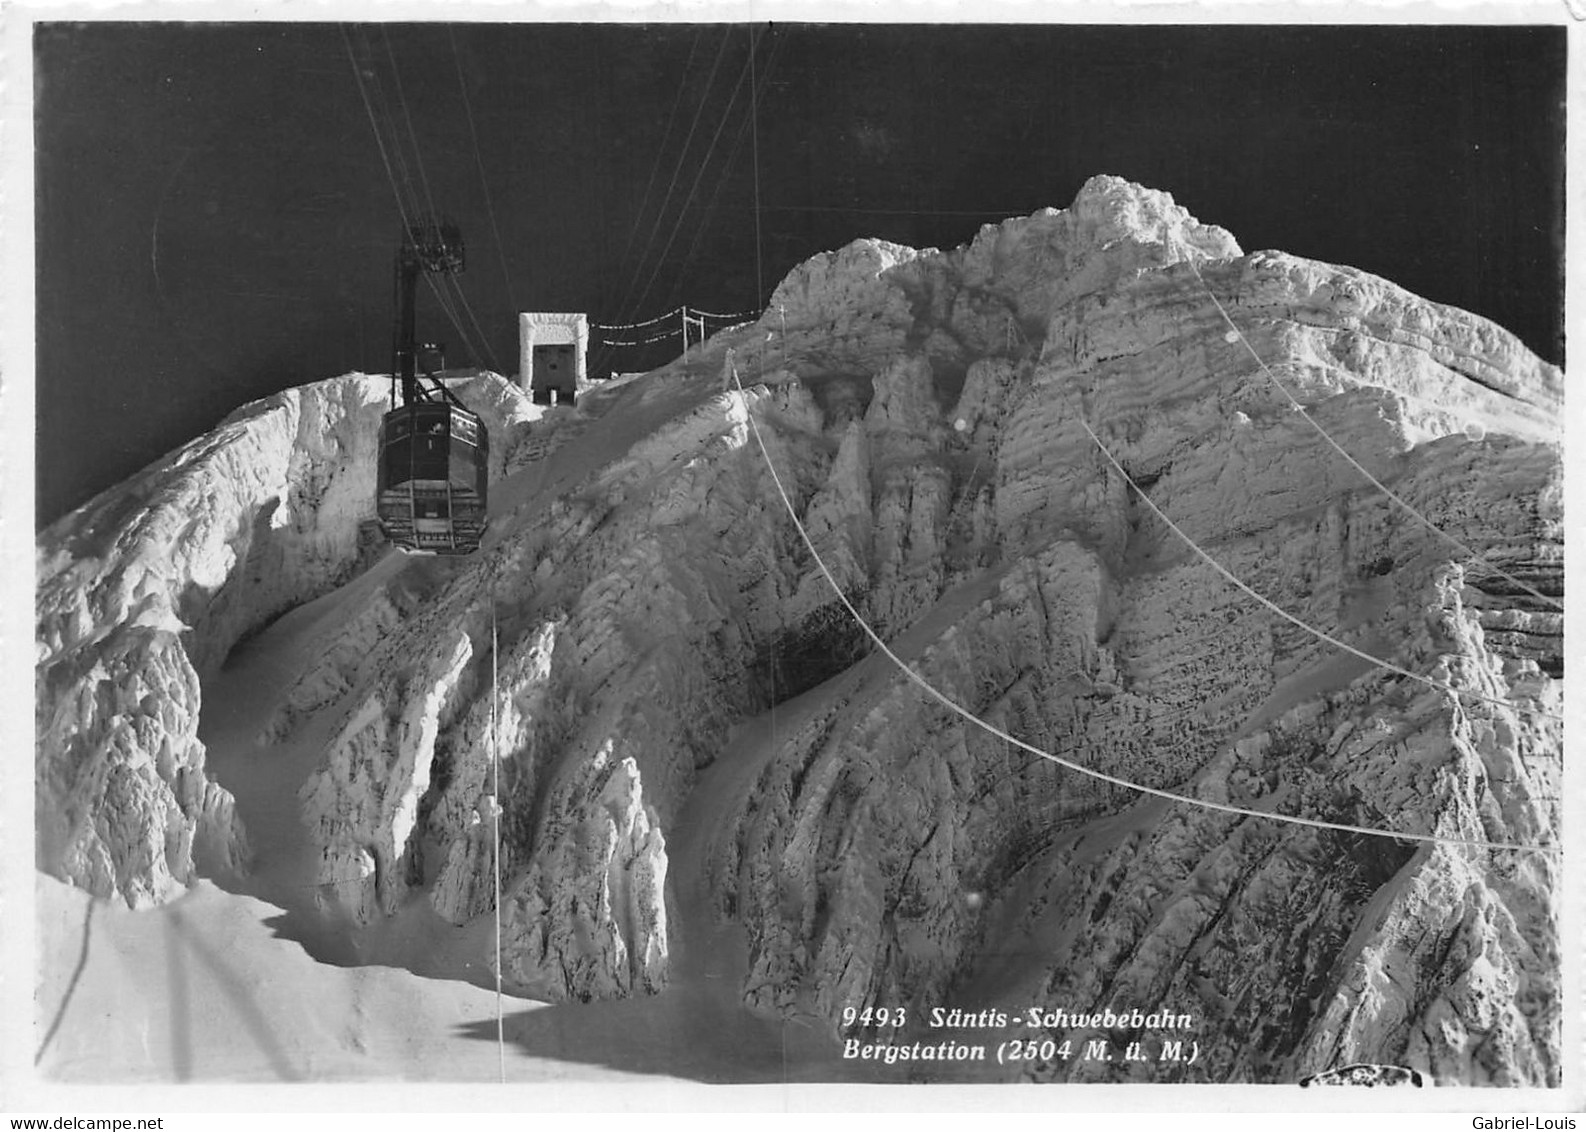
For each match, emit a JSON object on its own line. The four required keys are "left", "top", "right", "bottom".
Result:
{"left": 382, "top": 28, "right": 441, "bottom": 225}
{"left": 357, "top": 32, "right": 427, "bottom": 223}
{"left": 1187, "top": 258, "right": 1563, "bottom": 612}
{"left": 592, "top": 307, "right": 685, "bottom": 332}
{"left": 450, "top": 27, "right": 519, "bottom": 317}
{"left": 1073, "top": 411, "right": 1559, "bottom": 722}
{"left": 491, "top": 602, "right": 504, "bottom": 1083}
{"left": 422, "top": 271, "right": 488, "bottom": 371}
{"left": 595, "top": 28, "right": 735, "bottom": 374}
{"left": 621, "top": 37, "right": 758, "bottom": 350}
{"left": 443, "top": 272, "right": 507, "bottom": 375}
{"left": 608, "top": 28, "right": 704, "bottom": 317}
{"left": 692, "top": 305, "right": 766, "bottom": 322}
{"left": 598, "top": 324, "right": 685, "bottom": 349}
{"left": 343, "top": 26, "right": 417, "bottom": 231}
{"left": 377, "top": 35, "right": 495, "bottom": 370}
{"left": 344, "top": 26, "right": 491, "bottom": 375}
{"left": 749, "top": 22, "right": 765, "bottom": 304}
{"left": 724, "top": 365, "right": 1559, "bottom": 855}
{"left": 674, "top": 30, "right": 782, "bottom": 306}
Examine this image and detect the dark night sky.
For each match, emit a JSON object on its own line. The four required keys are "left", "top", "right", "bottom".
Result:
{"left": 33, "top": 22, "right": 1566, "bottom": 528}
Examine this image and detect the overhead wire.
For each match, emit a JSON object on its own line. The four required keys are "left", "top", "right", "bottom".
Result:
{"left": 357, "top": 32, "right": 428, "bottom": 225}
{"left": 622, "top": 39, "right": 760, "bottom": 343}
{"left": 748, "top": 22, "right": 765, "bottom": 304}
{"left": 342, "top": 26, "right": 416, "bottom": 230}
{"left": 1187, "top": 258, "right": 1563, "bottom": 613}
{"left": 693, "top": 305, "right": 765, "bottom": 322}
{"left": 727, "top": 74, "right": 1555, "bottom": 853}
{"left": 418, "top": 252, "right": 490, "bottom": 372}
{"left": 345, "top": 25, "right": 495, "bottom": 374}
{"left": 345, "top": 24, "right": 472, "bottom": 373}
{"left": 1072, "top": 410, "right": 1560, "bottom": 722}
{"left": 439, "top": 26, "right": 517, "bottom": 374}
{"left": 672, "top": 99, "right": 757, "bottom": 299}
{"left": 748, "top": 14, "right": 780, "bottom": 893}
{"left": 606, "top": 28, "right": 705, "bottom": 317}
{"left": 599, "top": 324, "right": 684, "bottom": 349}
{"left": 593, "top": 303, "right": 770, "bottom": 356}
{"left": 594, "top": 28, "right": 735, "bottom": 373}
{"left": 377, "top": 31, "right": 495, "bottom": 371}
{"left": 450, "top": 26, "right": 519, "bottom": 317}
{"left": 750, "top": 203, "right": 1037, "bottom": 217}
{"left": 443, "top": 273, "right": 508, "bottom": 375}
{"left": 592, "top": 307, "right": 685, "bottom": 332}
{"left": 673, "top": 29, "right": 782, "bottom": 305}
{"left": 491, "top": 603, "right": 505, "bottom": 1084}
{"left": 382, "top": 28, "right": 442, "bottom": 225}
{"left": 723, "top": 366, "right": 1560, "bottom": 856}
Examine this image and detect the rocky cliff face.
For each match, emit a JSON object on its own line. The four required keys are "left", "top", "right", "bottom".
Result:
{"left": 35, "top": 176, "right": 1562, "bottom": 1082}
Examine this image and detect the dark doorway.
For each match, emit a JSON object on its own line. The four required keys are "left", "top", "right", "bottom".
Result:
{"left": 531, "top": 343, "right": 577, "bottom": 404}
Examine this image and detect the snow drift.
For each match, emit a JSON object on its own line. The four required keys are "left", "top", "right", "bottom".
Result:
{"left": 35, "top": 176, "right": 1563, "bottom": 1083}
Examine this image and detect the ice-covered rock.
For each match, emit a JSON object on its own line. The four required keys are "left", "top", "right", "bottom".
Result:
{"left": 496, "top": 743, "right": 669, "bottom": 1000}
{"left": 35, "top": 177, "right": 1563, "bottom": 1081}
{"left": 35, "top": 372, "right": 539, "bottom": 904}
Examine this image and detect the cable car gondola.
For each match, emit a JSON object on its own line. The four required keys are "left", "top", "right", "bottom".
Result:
{"left": 376, "top": 218, "right": 489, "bottom": 556}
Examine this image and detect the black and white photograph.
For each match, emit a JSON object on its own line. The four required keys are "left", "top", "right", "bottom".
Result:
{"left": 7, "top": 6, "right": 1579, "bottom": 1114}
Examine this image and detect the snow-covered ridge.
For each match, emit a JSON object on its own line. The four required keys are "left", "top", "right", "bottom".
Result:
{"left": 36, "top": 372, "right": 539, "bottom": 906}
{"left": 35, "top": 176, "right": 1563, "bottom": 1082}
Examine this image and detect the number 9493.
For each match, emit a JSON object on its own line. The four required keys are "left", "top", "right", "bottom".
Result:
{"left": 840, "top": 1006, "right": 908, "bottom": 1030}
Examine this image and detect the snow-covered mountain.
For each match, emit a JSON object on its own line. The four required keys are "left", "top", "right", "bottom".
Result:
{"left": 34, "top": 176, "right": 1562, "bottom": 1085}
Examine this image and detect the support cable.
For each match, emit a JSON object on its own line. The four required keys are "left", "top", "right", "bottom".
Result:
{"left": 724, "top": 365, "right": 1560, "bottom": 855}
{"left": 380, "top": 36, "right": 495, "bottom": 370}
{"left": 1073, "top": 411, "right": 1560, "bottom": 723}
{"left": 491, "top": 603, "right": 504, "bottom": 1083}
{"left": 595, "top": 28, "right": 735, "bottom": 373}
{"left": 621, "top": 39, "right": 758, "bottom": 347}
{"left": 599, "top": 325, "right": 683, "bottom": 348}
{"left": 343, "top": 26, "right": 489, "bottom": 374}
{"left": 673, "top": 29, "right": 782, "bottom": 305}
{"left": 1187, "top": 258, "right": 1562, "bottom": 612}
{"left": 358, "top": 33, "right": 428, "bottom": 222}
{"left": 608, "top": 28, "right": 704, "bottom": 316}
{"left": 693, "top": 305, "right": 766, "bottom": 322}
{"left": 590, "top": 35, "right": 778, "bottom": 371}
{"left": 444, "top": 273, "right": 508, "bottom": 375}
{"left": 375, "top": 31, "right": 491, "bottom": 371}
{"left": 748, "top": 22, "right": 765, "bottom": 304}
{"left": 382, "top": 29, "right": 441, "bottom": 225}
{"left": 450, "top": 27, "right": 519, "bottom": 316}
{"left": 592, "top": 307, "right": 685, "bottom": 332}
{"left": 422, "top": 272, "right": 488, "bottom": 371}
{"left": 343, "top": 26, "right": 418, "bottom": 233}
